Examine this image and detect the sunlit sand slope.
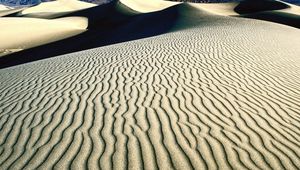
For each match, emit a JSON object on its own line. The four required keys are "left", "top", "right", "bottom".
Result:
{"left": 0, "top": 5, "right": 25, "bottom": 17}
{"left": 18, "top": 0, "right": 96, "bottom": 18}
{"left": 1, "top": 10, "right": 300, "bottom": 169}
{"left": 120, "top": 0, "right": 180, "bottom": 12}
{"left": 0, "top": 17, "right": 88, "bottom": 57}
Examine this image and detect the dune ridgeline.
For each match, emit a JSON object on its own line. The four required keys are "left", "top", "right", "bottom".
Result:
{"left": 0, "top": 0, "right": 300, "bottom": 65}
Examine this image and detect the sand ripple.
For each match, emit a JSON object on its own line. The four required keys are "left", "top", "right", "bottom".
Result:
{"left": 1, "top": 18, "right": 300, "bottom": 169}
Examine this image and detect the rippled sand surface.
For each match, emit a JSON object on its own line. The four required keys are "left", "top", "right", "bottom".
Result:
{"left": 1, "top": 10, "right": 300, "bottom": 169}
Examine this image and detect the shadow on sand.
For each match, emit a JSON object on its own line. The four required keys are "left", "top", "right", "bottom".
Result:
{"left": 0, "top": 2, "right": 202, "bottom": 69}
{"left": 235, "top": 0, "right": 300, "bottom": 29}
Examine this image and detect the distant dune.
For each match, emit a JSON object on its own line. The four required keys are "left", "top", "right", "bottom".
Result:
{"left": 0, "top": 4, "right": 25, "bottom": 16}
{"left": 1, "top": 0, "right": 299, "bottom": 68}
{"left": 0, "top": 4, "right": 11, "bottom": 10}
{"left": 18, "top": 0, "right": 97, "bottom": 18}
{"left": 0, "top": 0, "right": 300, "bottom": 169}
{"left": 0, "top": 17, "right": 88, "bottom": 57}
{"left": 0, "top": 0, "right": 94, "bottom": 57}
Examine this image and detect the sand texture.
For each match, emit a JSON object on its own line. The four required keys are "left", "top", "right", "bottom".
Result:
{"left": 1, "top": 3, "right": 300, "bottom": 170}
{"left": 1, "top": 0, "right": 300, "bottom": 169}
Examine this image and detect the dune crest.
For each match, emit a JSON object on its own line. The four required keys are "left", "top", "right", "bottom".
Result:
{"left": 234, "top": 0, "right": 290, "bottom": 14}
{"left": 1, "top": 0, "right": 300, "bottom": 67}
{"left": 0, "top": 5, "right": 26, "bottom": 17}
{"left": 18, "top": 0, "right": 97, "bottom": 18}
{"left": 0, "top": 4, "right": 10, "bottom": 10}
{"left": 120, "top": 0, "right": 181, "bottom": 13}
{"left": 189, "top": 2, "right": 240, "bottom": 16}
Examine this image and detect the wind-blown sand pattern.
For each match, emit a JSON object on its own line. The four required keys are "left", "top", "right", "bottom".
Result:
{"left": 1, "top": 0, "right": 300, "bottom": 170}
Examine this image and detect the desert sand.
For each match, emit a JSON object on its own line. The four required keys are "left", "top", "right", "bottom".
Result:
{"left": 120, "top": 0, "right": 180, "bottom": 12}
{"left": 18, "top": 0, "right": 97, "bottom": 18}
{"left": 0, "top": 0, "right": 300, "bottom": 169}
{"left": 0, "top": 0, "right": 94, "bottom": 57}
{"left": 0, "top": 5, "right": 25, "bottom": 17}
{"left": 0, "top": 17, "right": 88, "bottom": 57}
{"left": 0, "top": 0, "right": 299, "bottom": 59}
{"left": 0, "top": 4, "right": 11, "bottom": 10}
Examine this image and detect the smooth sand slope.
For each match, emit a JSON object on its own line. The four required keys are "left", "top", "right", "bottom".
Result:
{"left": 0, "top": 4, "right": 11, "bottom": 10}
{"left": 0, "top": 17, "right": 88, "bottom": 57}
{"left": 0, "top": 5, "right": 25, "bottom": 17}
{"left": 0, "top": 0, "right": 95, "bottom": 57}
{"left": 120, "top": 0, "right": 180, "bottom": 12}
{"left": 1, "top": 0, "right": 300, "bottom": 169}
{"left": 18, "top": 0, "right": 97, "bottom": 18}
{"left": 190, "top": 2, "right": 240, "bottom": 16}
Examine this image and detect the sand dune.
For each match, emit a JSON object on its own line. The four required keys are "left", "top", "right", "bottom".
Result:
{"left": 0, "top": 0, "right": 95, "bottom": 57}
{"left": 188, "top": 0, "right": 300, "bottom": 28}
{"left": 3, "top": 0, "right": 299, "bottom": 68}
{"left": 1, "top": 0, "right": 299, "bottom": 62}
{"left": 182, "top": 0, "right": 300, "bottom": 17}
{"left": 18, "top": 0, "right": 97, "bottom": 18}
{"left": 233, "top": 0, "right": 300, "bottom": 28}
{"left": 0, "top": 1, "right": 191, "bottom": 66}
{"left": 120, "top": 0, "right": 180, "bottom": 13}
{"left": 0, "top": 8, "right": 25, "bottom": 17}
{"left": 235, "top": 0, "right": 290, "bottom": 14}
{"left": 0, "top": 4, "right": 11, "bottom": 10}
{"left": 0, "top": 17, "right": 88, "bottom": 57}
{"left": 0, "top": 5, "right": 25, "bottom": 17}
{"left": 190, "top": 2, "right": 240, "bottom": 16}
{"left": 1, "top": 0, "right": 300, "bottom": 169}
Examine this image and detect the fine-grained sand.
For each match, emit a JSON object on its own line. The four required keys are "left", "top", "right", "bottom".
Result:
{"left": 1, "top": 0, "right": 300, "bottom": 170}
